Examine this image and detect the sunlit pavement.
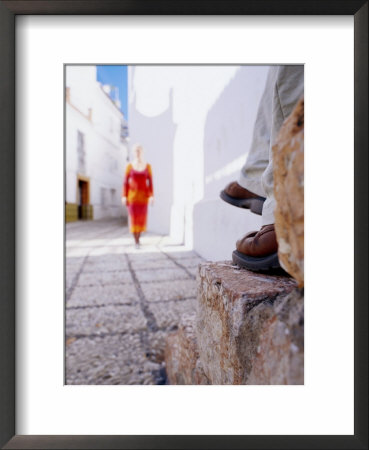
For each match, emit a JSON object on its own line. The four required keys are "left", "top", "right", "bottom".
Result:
{"left": 65, "top": 218, "right": 204, "bottom": 384}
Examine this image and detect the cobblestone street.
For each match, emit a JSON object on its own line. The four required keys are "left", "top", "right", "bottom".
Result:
{"left": 65, "top": 218, "right": 203, "bottom": 385}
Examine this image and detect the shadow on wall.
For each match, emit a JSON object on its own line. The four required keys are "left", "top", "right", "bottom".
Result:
{"left": 193, "top": 66, "right": 269, "bottom": 261}
{"left": 203, "top": 66, "right": 269, "bottom": 198}
{"left": 128, "top": 89, "right": 177, "bottom": 236}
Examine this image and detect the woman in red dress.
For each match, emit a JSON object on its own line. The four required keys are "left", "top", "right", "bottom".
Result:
{"left": 122, "top": 145, "right": 154, "bottom": 248}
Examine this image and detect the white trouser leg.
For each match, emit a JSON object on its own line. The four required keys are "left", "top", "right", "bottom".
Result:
{"left": 238, "top": 65, "right": 304, "bottom": 225}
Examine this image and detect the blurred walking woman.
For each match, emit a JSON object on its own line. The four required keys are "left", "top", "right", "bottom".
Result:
{"left": 122, "top": 145, "right": 154, "bottom": 248}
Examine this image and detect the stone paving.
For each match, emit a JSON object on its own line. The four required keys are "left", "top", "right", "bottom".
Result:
{"left": 65, "top": 218, "right": 203, "bottom": 385}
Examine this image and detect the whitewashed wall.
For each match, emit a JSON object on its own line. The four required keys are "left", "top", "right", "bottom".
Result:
{"left": 66, "top": 66, "right": 128, "bottom": 220}
{"left": 128, "top": 65, "right": 269, "bottom": 260}
{"left": 194, "top": 66, "right": 268, "bottom": 260}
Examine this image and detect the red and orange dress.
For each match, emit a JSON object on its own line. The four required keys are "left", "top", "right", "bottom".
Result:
{"left": 122, "top": 163, "right": 153, "bottom": 233}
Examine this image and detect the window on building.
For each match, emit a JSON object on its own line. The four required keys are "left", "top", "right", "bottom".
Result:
{"left": 77, "top": 130, "right": 86, "bottom": 173}
{"left": 105, "top": 153, "right": 118, "bottom": 174}
{"left": 100, "top": 187, "right": 108, "bottom": 208}
{"left": 110, "top": 159, "right": 118, "bottom": 173}
{"left": 110, "top": 189, "right": 116, "bottom": 205}
{"left": 121, "top": 118, "right": 129, "bottom": 141}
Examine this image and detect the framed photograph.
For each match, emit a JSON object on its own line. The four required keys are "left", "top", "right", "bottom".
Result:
{"left": 1, "top": 1, "right": 367, "bottom": 449}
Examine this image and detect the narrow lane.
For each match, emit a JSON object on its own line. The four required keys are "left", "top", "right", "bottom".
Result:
{"left": 65, "top": 218, "right": 203, "bottom": 384}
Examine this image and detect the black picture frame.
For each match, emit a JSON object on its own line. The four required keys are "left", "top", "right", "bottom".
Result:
{"left": 0, "top": 1, "right": 367, "bottom": 449}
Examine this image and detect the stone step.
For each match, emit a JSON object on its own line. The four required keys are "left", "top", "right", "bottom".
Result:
{"left": 165, "top": 261, "right": 304, "bottom": 385}
{"left": 197, "top": 261, "right": 303, "bottom": 385}
{"left": 165, "top": 313, "right": 210, "bottom": 385}
{"left": 164, "top": 95, "right": 305, "bottom": 385}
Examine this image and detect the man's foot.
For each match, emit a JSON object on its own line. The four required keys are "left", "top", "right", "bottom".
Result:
{"left": 232, "top": 224, "right": 281, "bottom": 271}
{"left": 220, "top": 181, "right": 265, "bottom": 215}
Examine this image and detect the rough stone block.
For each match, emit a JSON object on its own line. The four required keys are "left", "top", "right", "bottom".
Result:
{"left": 246, "top": 288, "right": 304, "bottom": 384}
{"left": 273, "top": 96, "right": 304, "bottom": 286}
{"left": 197, "top": 261, "right": 301, "bottom": 384}
{"left": 165, "top": 313, "right": 210, "bottom": 385}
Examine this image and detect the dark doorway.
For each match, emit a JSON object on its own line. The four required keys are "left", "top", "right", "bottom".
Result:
{"left": 78, "top": 179, "right": 89, "bottom": 219}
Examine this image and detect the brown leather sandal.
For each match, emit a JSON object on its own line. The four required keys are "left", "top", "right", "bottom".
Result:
{"left": 220, "top": 181, "right": 265, "bottom": 215}
{"left": 232, "top": 224, "right": 281, "bottom": 271}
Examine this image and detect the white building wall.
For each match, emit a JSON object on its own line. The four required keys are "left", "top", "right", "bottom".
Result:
{"left": 66, "top": 65, "right": 128, "bottom": 220}
{"left": 128, "top": 65, "right": 269, "bottom": 260}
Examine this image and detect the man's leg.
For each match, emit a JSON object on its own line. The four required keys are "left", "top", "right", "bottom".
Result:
{"left": 238, "top": 66, "right": 278, "bottom": 199}
{"left": 220, "top": 67, "right": 277, "bottom": 215}
{"left": 259, "top": 65, "right": 304, "bottom": 226}
{"left": 234, "top": 65, "right": 304, "bottom": 270}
